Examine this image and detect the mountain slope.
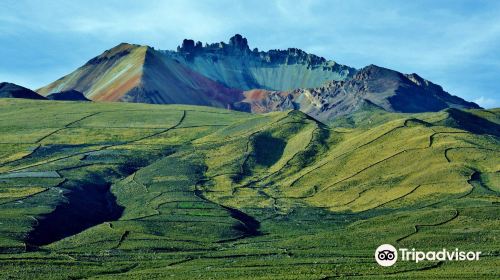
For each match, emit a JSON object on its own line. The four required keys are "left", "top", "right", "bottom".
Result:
{"left": 240, "top": 65, "right": 481, "bottom": 122}
{"left": 37, "top": 35, "right": 355, "bottom": 106}
{"left": 0, "top": 82, "right": 46, "bottom": 100}
{"left": 164, "top": 34, "right": 356, "bottom": 90}
{"left": 37, "top": 43, "right": 146, "bottom": 100}
{"left": 121, "top": 45, "right": 242, "bottom": 106}
{"left": 37, "top": 43, "right": 242, "bottom": 107}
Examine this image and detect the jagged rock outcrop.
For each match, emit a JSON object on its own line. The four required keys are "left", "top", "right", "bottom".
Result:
{"left": 166, "top": 34, "right": 356, "bottom": 90}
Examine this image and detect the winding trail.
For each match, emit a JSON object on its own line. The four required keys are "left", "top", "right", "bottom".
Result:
{"left": 193, "top": 189, "right": 261, "bottom": 238}
{"left": 1, "top": 110, "right": 186, "bottom": 174}
{"left": 35, "top": 112, "right": 102, "bottom": 143}
{"left": 289, "top": 121, "right": 408, "bottom": 188}
{"left": 444, "top": 146, "right": 499, "bottom": 163}
{"left": 128, "top": 110, "right": 186, "bottom": 143}
{"left": 337, "top": 188, "right": 370, "bottom": 207}
{"left": 366, "top": 184, "right": 422, "bottom": 211}
{"left": 396, "top": 209, "right": 459, "bottom": 243}
{"left": 0, "top": 178, "right": 67, "bottom": 207}
{"left": 319, "top": 148, "right": 425, "bottom": 193}
{"left": 0, "top": 144, "right": 41, "bottom": 167}
{"left": 428, "top": 131, "right": 470, "bottom": 148}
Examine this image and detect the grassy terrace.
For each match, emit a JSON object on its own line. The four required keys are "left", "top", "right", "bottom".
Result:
{"left": 0, "top": 99, "right": 498, "bottom": 279}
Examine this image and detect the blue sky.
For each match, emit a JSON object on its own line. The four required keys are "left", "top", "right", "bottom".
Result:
{"left": 1, "top": 0, "right": 499, "bottom": 108}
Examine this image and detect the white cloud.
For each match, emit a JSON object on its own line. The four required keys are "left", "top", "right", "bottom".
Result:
{"left": 473, "top": 96, "right": 498, "bottom": 109}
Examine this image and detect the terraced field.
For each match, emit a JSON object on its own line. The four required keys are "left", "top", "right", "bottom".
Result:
{"left": 0, "top": 99, "right": 498, "bottom": 279}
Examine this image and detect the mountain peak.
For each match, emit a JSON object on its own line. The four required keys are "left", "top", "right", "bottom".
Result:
{"left": 85, "top": 43, "right": 145, "bottom": 66}
{"left": 104, "top": 42, "right": 143, "bottom": 54}
{"left": 0, "top": 82, "right": 47, "bottom": 100}
{"left": 228, "top": 34, "right": 250, "bottom": 51}
{"left": 354, "top": 64, "right": 401, "bottom": 80}
{"left": 177, "top": 34, "right": 250, "bottom": 55}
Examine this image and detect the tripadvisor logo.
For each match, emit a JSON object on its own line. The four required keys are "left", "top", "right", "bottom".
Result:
{"left": 375, "top": 244, "right": 481, "bottom": 267}
{"left": 375, "top": 244, "right": 398, "bottom": 266}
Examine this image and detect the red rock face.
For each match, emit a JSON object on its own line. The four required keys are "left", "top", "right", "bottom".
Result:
{"left": 241, "top": 89, "right": 293, "bottom": 113}
{"left": 243, "top": 89, "right": 272, "bottom": 102}
{"left": 94, "top": 73, "right": 142, "bottom": 102}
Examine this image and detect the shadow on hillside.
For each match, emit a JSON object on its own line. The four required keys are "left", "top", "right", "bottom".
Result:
{"left": 436, "top": 108, "right": 500, "bottom": 137}
{"left": 26, "top": 174, "right": 123, "bottom": 248}
{"left": 252, "top": 133, "right": 286, "bottom": 167}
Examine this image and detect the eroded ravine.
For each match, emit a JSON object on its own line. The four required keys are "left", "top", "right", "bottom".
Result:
{"left": 193, "top": 189, "right": 262, "bottom": 238}
{"left": 18, "top": 110, "right": 189, "bottom": 248}
{"left": 26, "top": 179, "right": 123, "bottom": 248}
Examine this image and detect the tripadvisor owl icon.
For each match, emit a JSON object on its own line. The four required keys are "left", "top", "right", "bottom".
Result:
{"left": 375, "top": 244, "right": 398, "bottom": 267}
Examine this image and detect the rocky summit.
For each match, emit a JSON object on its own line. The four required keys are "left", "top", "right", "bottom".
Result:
{"left": 167, "top": 34, "right": 356, "bottom": 90}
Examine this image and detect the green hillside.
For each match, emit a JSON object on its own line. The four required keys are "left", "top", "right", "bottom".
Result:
{"left": 0, "top": 99, "right": 498, "bottom": 279}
